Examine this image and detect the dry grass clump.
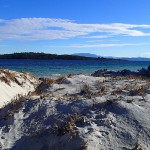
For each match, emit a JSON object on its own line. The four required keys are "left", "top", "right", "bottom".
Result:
{"left": 0, "top": 70, "right": 14, "bottom": 85}
{"left": 112, "top": 75, "right": 150, "bottom": 82}
{"left": 55, "top": 76, "right": 66, "bottom": 84}
{"left": 111, "top": 87, "right": 125, "bottom": 95}
{"left": 80, "top": 140, "right": 88, "bottom": 149}
{"left": 95, "top": 81, "right": 104, "bottom": 90}
{"left": 0, "top": 76, "right": 10, "bottom": 85}
{"left": 106, "top": 99, "right": 119, "bottom": 105}
{"left": 35, "top": 76, "right": 70, "bottom": 94}
{"left": 2, "top": 94, "right": 24, "bottom": 120}
{"left": 13, "top": 77, "right": 23, "bottom": 86}
{"left": 80, "top": 82, "right": 108, "bottom": 98}
{"left": 11, "top": 94, "right": 24, "bottom": 105}
{"left": 111, "top": 83, "right": 150, "bottom": 96}
{"left": 125, "top": 84, "right": 150, "bottom": 96}
{"left": 95, "top": 81, "right": 107, "bottom": 92}
{"left": 126, "top": 99, "right": 134, "bottom": 103}
{"left": 125, "top": 75, "right": 150, "bottom": 81}
{"left": 84, "top": 81, "right": 108, "bottom": 98}
{"left": 42, "top": 78, "right": 54, "bottom": 85}
{"left": 80, "top": 84, "right": 90, "bottom": 95}
{"left": 131, "top": 142, "right": 143, "bottom": 150}
{"left": 116, "top": 87, "right": 124, "bottom": 92}
{"left": 94, "top": 80, "right": 101, "bottom": 88}
{"left": 52, "top": 114, "right": 84, "bottom": 138}
{"left": 67, "top": 74, "right": 74, "bottom": 78}
{"left": 111, "top": 76, "right": 131, "bottom": 81}
{"left": 111, "top": 91, "right": 117, "bottom": 96}
{"left": 129, "top": 86, "right": 149, "bottom": 96}
{"left": 65, "top": 95, "right": 81, "bottom": 101}
{"left": 91, "top": 88, "right": 107, "bottom": 98}
{"left": 0, "top": 69, "right": 22, "bottom": 86}
{"left": 36, "top": 78, "right": 54, "bottom": 94}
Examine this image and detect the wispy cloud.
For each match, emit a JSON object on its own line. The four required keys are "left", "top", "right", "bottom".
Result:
{"left": 86, "top": 40, "right": 104, "bottom": 43}
{"left": 86, "top": 39, "right": 120, "bottom": 43}
{"left": 141, "top": 52, "right": 150, "bottom": 58}
{"left": 48, "top": 43, "right": 150, "bottom": 48}
{"left": 83, "top": 35, "right": 112, "bottom": 39}
{"left": 1, "top": 18, "right": 150, "bottom": 41}
{"left": 142, "top": 52, "right": 150, "bottom": 55}
{"left": 68, "top": 43, "right": 150, "bottom": 48}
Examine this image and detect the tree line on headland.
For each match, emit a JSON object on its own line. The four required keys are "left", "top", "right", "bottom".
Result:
{"left": 0, "top": 52, "right": 118, "bottom": 60}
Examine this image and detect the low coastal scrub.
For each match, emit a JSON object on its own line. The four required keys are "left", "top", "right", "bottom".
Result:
{"left": 36, "top": 76, "right": 70, "bottom": 94}
{"left": 111, "top": 81, "right": 150, "bottom": 97}
{"left": 36, "top": 78, "right": 54, "bottom": 94}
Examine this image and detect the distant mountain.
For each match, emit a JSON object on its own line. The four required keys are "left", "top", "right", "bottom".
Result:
{"left": 72, "top": 53, "right": 99, "bottom": 58}
{"left": 73, "top": 53, "right": 150, "bottom": 61}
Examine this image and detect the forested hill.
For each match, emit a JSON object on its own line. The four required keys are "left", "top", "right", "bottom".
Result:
{"left": 0, "top": 52, "right": 119, "bottom": 60}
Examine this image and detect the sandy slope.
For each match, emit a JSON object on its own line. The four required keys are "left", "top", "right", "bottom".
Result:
{"left": 0, "top": 69, "right": 39, "bottom": 108}
{"left": 0, "top": 73, "right": 150, "bottom": 149}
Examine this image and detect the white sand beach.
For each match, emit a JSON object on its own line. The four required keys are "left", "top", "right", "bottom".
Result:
{"left": 0, "top": 69, "right": 150, "bottom": 149}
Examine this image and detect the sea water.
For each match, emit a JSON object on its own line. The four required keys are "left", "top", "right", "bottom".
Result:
{"left": 0, "top": 59, "right": 150, "bottom": 77}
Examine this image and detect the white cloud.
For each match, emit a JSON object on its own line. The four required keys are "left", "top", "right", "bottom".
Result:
{"left": 68, "top": 43, "right": 150, "bottom": 48}
{"left": 84, "top": 35, "right": 112, "bottom": 39}
{"left": 86, "top": 39, "right": 120, "bottom": 43}
{"left": 1, "top": 18, "right": 150, "bottom": 41}
{"left": 86, "top": 40, "right": 104, "bottom": 43}
{"left": 141, "top": 52, "right": 150, "bottom": 58}
{"left": 142, "top": 52, "right": 150, "bottom": 55}
{"left": 48, "top": 43, "right": 150, "bottom": 48}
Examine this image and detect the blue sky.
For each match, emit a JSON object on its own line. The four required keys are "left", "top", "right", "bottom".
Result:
{"left": 1, "top": 0, "right": 150, "bottom": 57}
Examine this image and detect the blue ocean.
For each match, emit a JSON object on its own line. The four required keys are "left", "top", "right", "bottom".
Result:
{"left": 0, "top": 59, "right": 150, "bottom": 77}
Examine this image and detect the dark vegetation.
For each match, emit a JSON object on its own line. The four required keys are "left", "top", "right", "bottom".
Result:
{"left": 0, "top": 52, "right": 120, "bottom": 60}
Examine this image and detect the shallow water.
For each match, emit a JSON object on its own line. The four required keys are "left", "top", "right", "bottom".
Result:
{"left": 0, "top": 59, "right": 150, "bottom": 77}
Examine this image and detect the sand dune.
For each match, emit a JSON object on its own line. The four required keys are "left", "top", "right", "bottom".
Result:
{"left": 0, "top": 70, "right": 150, "bottom": 149}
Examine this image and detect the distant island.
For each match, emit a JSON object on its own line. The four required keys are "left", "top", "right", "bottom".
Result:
{"left": 73, "top": 53, "right": 150, "bottom": 61}
{"left": 0, "top": 52, "right": 122, "bottom": 61}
